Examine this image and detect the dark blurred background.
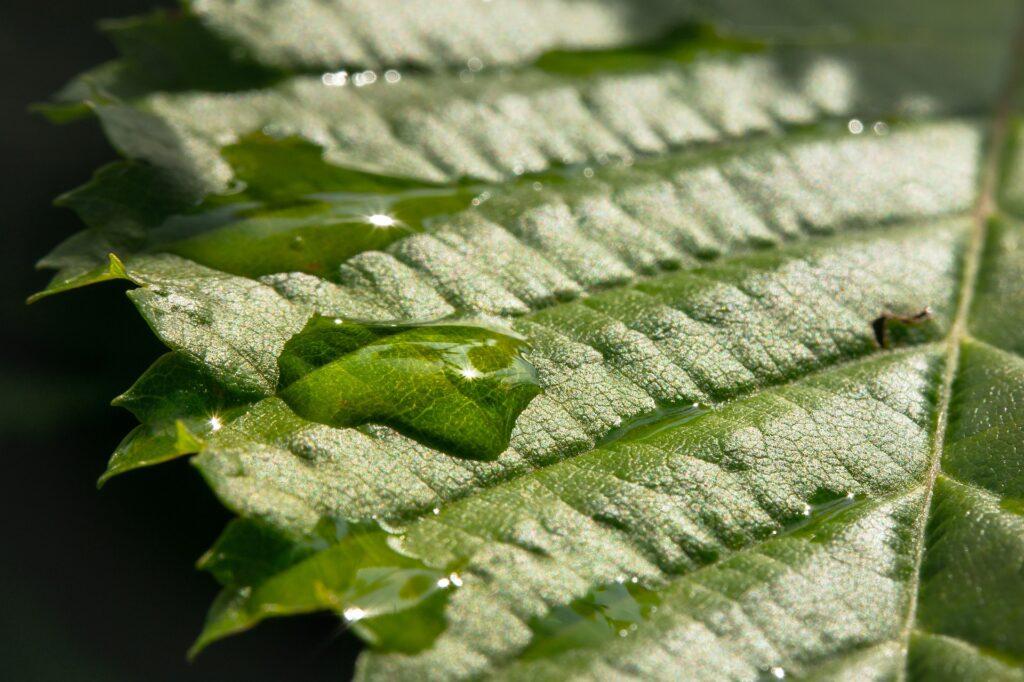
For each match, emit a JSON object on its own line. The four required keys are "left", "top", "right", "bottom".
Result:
{"left": 1, "top": 2, "right": 360, "bottom": 679}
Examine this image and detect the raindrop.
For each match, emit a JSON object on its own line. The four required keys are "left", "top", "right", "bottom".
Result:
{"left": 847, "top": 119, "right": 864, "bottom": 135}
{"left": 384, "top": 69, "right": 402, "bottom": 84}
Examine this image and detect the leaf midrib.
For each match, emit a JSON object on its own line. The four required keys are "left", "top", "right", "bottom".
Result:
{"left": 895, "top": 17, "right": 1024, "bottom": 678}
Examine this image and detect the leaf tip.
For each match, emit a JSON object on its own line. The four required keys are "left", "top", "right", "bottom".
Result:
{"left": 27, "top": 252, "right": 131, "bottom": 304}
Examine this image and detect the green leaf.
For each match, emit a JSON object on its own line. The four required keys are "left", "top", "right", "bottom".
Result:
{"left": 99, "top": 351, "right": 253, "bottom": 484}
{"left": 36, "top": 1, "right": 1024, "bottom": 680}
{"left": 192, "top": 518, "right": 452, "bottom": 656}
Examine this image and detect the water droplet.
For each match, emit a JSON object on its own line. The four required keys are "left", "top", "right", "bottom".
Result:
{"left": 449, "top": 573, "right": 463, "bottom": 587}
{"left": 437, "top": 577, "right": 451, "bottom": 588}
{"left": 872, "top": 121, "right": 889, "bottom": 136}
{"left": 384, "top": 69, "right": 402, "bottom": 84}
{"left": 532, "top": 181, "right": 543, "bottom": 191}
{"left": 208, "top": 416, "right": 223, "bottom": 432}
{"left": 467, "top": 57, "right": 484, "bottom": 72}
{"left": 432, "top": 507, "right": 440, "bottom": 515}
{"left": 583, "top": 167, "right": 595, "bottom": 178}
{"left": 770, "top": 666, "right": 786, "bottom": 679}
{"left": 278, "top": 317, "right": 541, "bottom": 459}
{"left": 321, "top": 71, "right": 349, "bottom": 87}
{"left": 365, "top": 213, "right": 398, "bottom": 228}
{"left": 847, "top": 118, "right": 864, "bottom": 134}
{"left": 353, "top": 70, "right": 377, "bottom": 87}
{"left": 343, "top": 607, "right": 367, "bottom": 622}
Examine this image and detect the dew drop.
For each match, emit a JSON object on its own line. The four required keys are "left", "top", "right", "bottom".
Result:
{"left": 366, "top": 213, "right": 397, "bottom": 228}
{"left": 321, "top": 71, "right": 349, "bottom": 87}
{"left": 343, "top": 607, "right": 367, "bottom": 622}
{"left": 353, "top": 70, "right": 377, "bottom": 87}
{"left": 847, "top": 118, "right": 864, "bottom": 134}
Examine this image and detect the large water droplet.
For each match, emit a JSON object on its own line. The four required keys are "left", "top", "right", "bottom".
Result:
{"left": 277, "top": 316, "right": 542, "bottom": 459}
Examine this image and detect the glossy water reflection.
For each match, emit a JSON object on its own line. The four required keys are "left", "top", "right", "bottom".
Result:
{"left": 196, "top": 517, "right": 456, "bottom": 655}
{"left": 146, "top": 134, "right": 479, "bottom": 278}
{"left": 597, "top": 402, "right": 710, "bottom": 447}
{"left": 522, "top": 580, "right": 661, "bottom": 660}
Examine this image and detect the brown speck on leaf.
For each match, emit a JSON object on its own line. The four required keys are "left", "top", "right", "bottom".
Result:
{"left": 872, "top": 307, "right": 933, "bottom": 348}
